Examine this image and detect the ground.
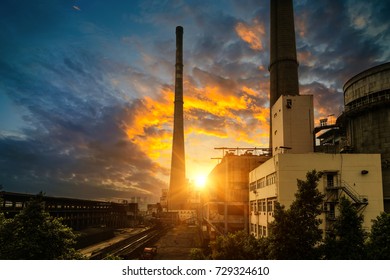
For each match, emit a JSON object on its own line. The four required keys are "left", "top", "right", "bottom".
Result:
{"left": 152, "top": 224, "right": 201, "bottom": 260}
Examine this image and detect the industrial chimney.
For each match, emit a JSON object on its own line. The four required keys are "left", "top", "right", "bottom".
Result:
{"left": 168, "top": 26, "right": 186, "bottom": 211}
{"left": 269, "top": 0, "right": 300, "bottom": 154}
{"left": 269, "top": 0, "right": 299, "bottom": 107}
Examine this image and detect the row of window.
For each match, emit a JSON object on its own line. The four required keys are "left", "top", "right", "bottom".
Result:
{"left": 250, "top": 198, "right": 276, "bottom": 213}
{"left": 249, "top": 172, "right": 277, "bottom": 191}
{"left": 1, "top": 201, "right": 112, "bottom": 210}
{"left": 250, "top": 224, "right": 267, "bottom": 237}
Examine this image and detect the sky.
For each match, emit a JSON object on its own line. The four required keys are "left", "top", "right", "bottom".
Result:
{"left": 1, "top": 0, "right": 389, "bottom": 203}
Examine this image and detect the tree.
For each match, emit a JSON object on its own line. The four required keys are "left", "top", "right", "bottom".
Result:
{"left": 366, "top": 212, "right": 390, "bottom": 259}
{"left": 0, "top": 195, "right": 84, "bottom": 260}
{"left": 189, "top": 248, "right": 209, "bottom": 260}
{"left": 267, "top": 170, "right": 324, "bottom": 259}
{"left": 321, "top": 197, "right": 366, "bottom": 259}
{"left": 0, "top": 186, "right": 5, "bottom": 233}
{"left": 210, "top": 230, "right": 268, "bottom": 260}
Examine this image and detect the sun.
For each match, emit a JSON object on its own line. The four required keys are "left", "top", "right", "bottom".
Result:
{"left": 194, "top": 175, "right": 207, "bottom": 189}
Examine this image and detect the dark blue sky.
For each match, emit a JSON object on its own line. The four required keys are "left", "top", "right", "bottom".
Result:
{"left": 1, "top": 0, "right": 389, "bottom": 203}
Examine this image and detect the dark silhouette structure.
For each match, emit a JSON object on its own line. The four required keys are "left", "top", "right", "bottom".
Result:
{"left": 0, "top": 191, "right": 138, "bottom": 230}
{"left": 168, "top": 26, "right": 187, "bottom": 210}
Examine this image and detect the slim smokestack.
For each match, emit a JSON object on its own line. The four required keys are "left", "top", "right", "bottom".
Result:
{"left": 168, "top": 26, "right": 186, "bottom": 210}
{"left": 269, "top": 0, "right": 299, "bottom": 107}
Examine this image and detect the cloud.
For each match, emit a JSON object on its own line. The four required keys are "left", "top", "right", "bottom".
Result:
{"left": 235, "top": 19, "right": 266, "bottom": 50}
{"left": 1, "top": 0, "right": 390, "bottom": 203}
{"left": 295, "top": 0, "right": 390, "bottom": 90}
{"left": 0, "top": 47, "right": 170, "bottom": 202}
{"left": 300, "top": 82, "right": 343, "bottom": 123}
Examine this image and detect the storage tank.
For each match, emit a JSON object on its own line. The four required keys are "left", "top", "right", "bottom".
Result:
{"left": 343, "top": 62, "right": 390, "bottom": 211}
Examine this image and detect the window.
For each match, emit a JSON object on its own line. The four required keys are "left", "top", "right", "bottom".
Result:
{"left": 15, "top": 202, "right": 23, "bottom": 208}
{"left": 329, "top": 204, "right": 335, "bottom": 219}
{"left": 257, "top": 177, "right": 265, "bottom": 188}
{"left": 327, "top": 174, "right": 334, "bottom": 188}
{"left": 249, "top": 181, "right": 256, "bottom": 191}
{"left": 266, "top": 173, "right": 276, "bottom": 186}
{"left": 250, "top": 201, "right": 255, "bottom": 212}
{"left": 267, "top": 200, "right": 273, "bottom": 212}
{"left": 5, "top": 201, "right": 13, "bottom": 208}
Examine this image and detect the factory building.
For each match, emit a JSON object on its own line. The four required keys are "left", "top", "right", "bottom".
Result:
{"left": 248, "top": 0, "right": 384, "bottom": 238}
{"left": 249, "top": 152, "right": 383, "bottom": 238}
{"left": 202, "top": 0, "right": 386, "bottom": 241}
{"left": 202, "top": 149, "right": 269, "bottom": 239}
{"left": 249, "top": 88, "right": 384, "bottom": 237}
{"left": 249, "top": 92, "right": 384, "bottom": 237}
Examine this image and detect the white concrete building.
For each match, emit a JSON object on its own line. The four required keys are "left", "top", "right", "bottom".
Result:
{"left": 271, "top": 95, "right": 314, "bottom": 155}
{"left": 249, "top": 95, "right": 384, "bottom": 238}
{"left": 249, "top": 153, "right": 383, "bottom": 237}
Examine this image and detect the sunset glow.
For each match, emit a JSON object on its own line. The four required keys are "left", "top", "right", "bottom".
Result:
{"left": 194, "top": 175, "right": 207, "bottom": 189}
{"left": 0, "top": 0, "right": 389, "bottom": 203}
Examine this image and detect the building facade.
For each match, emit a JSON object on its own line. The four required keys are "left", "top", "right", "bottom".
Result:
{"left": 249, "top": 153, "right": 384, "bottom": 238}
{"left": 271, "top": 95, "right": 314, "bottom": 155}
{"left": 202, "top": 151, "right": 269, "bottom": 239}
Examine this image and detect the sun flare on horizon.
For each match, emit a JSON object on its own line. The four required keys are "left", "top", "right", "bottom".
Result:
{"left": 194, "top": 175, "right": 207, "bottom": 189}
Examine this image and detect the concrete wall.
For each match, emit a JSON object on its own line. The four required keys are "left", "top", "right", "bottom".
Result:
{"left": 346, "top": 107, "right": 390, "bottom": 211}
{"left": 249, "top": 153, "right": 383, "bottom": 238}
{"left": 204, "top": 153, "right": 268, "bottom": 236}
{"left": 271, "top": 95, "right": 314, "bottom": 155}
{"left": 343, "top": 62, "right": 390, "bottom": 212}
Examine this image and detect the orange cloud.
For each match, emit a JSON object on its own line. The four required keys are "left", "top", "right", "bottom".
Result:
{"left": 122, "top": 87, "right": 173, "bottom": 161}
{"left": 235, "top": 19, "right": 265, "bottom": 50}
{"left": 295, "top": 13, "right": 308, "bottom": 38}
{"left": 121, "top": 76, "right": 271, "bottom": 181}
{"left": 298, "top": 50, "right": 315, "bottom": 67}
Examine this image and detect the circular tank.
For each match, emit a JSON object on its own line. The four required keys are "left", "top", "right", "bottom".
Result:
{"left": 343, "top": 62, "right": 390, "bottom": 211}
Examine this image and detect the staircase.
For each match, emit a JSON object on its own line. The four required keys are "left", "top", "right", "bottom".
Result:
{"left": 340, "top": 180, "right": 368, "bottom": 211}
{"left": 323, "top": 177, "right": 368, "bottom": 232}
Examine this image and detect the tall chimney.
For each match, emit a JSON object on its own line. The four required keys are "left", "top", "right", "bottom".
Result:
{"left": 269, "top": 0, "right": 299, "bottom": 153}
{"left": 269, "top": 0, "right": 299, "bottom": 108}
{"left": 168, "top": 26, "right": 186, "bottom": 210}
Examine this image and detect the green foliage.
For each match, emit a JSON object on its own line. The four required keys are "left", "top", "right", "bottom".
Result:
{"left": 367, "top": 212, "right": 390, "bottom": 259}
{"left": 189, "top": 248, "right": 209, "bottom": 260}
{"left": 0, "top": 195, "right": 84, "bottom": 260}
{"left": 267, "top": 170, "right": 324, "bottom": 259}
{"left": 104, "top": 254, "right": 123, "bottom": 260}
{"left": 321, "top": 197, "right": 366, "bottom": 259}
{"left": 210, "top": 231, "right": 268, "bottom": 260}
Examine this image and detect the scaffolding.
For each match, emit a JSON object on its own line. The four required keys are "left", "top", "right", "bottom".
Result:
{"left": 214, "top": 147, "right": 271, "bottom": 157}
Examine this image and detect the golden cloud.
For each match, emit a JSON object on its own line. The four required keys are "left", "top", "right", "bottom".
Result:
{"left": 121, "top": 77, "right": 270, "bottom": 178}
{"left": 235, "top": 19, "right": 265, "bottom": 50}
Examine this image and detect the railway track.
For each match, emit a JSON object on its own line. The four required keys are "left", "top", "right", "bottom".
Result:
{"left": 89, "top": 226, "right": 167, "bottom": 259}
